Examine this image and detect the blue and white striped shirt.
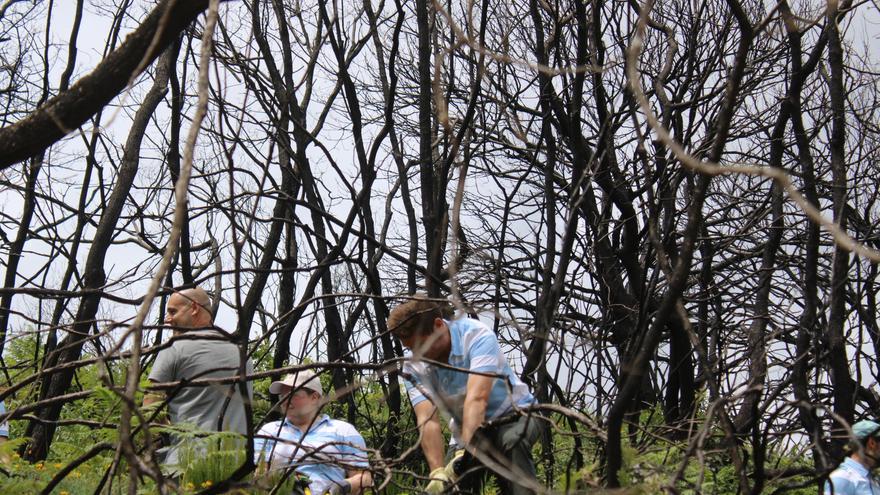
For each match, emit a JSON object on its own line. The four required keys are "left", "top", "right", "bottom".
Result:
{"left": 254, "top": 414, "right": 368, "bottom": 494}
{"left": 0, "top": 401, "right": 8, "bottom": 438}
{"left": 402, "top": 317, "right": 536, "bottom": 444}
{"left": 825, "top": 457, "right": 880, "bottom": 494}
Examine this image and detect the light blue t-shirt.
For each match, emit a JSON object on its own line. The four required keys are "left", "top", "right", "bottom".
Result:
{"left": 402, "top": 317, "right": 536, "bottom": 443}
{"left": 0, "top": 401, "right": 9, "bottom": 437}
{"left": 254, "top": 414, "right": 368, "bottom": 494}
{"left": 825, "top": 457, "right": 880, "bottom": 494}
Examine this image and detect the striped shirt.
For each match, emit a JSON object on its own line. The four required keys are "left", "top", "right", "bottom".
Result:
{"left": 825, "top": 457, "right": 880, "bottom": 494}
{"left": 402, "top": 317, "right": 536, "bottom": 444}
{"left": 0, "top": 401, "right": 8, "bottom": 437}
{"left": 254, "top": 414, "right": 368, "bottom": 494}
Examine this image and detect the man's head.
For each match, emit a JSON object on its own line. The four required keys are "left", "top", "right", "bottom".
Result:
{"left": 849, "top": 419, "right": 880, "bottom": 468}
{"left": 270, "top": 370, "right": 324, "bottom": 424}
{"left": 387, "top": 295, "right": 454, "bottom": 359}
{"left": 165, "top": 287, "right": 213, "bottom": 331}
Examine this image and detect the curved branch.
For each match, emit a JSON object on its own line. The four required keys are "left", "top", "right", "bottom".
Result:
{"left": 0, "top": 0, "right": 210, "bottom": 170}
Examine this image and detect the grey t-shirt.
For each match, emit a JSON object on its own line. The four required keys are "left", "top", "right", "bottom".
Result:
{"left": 149, "top": 329, "right": 253, "bottom": 464}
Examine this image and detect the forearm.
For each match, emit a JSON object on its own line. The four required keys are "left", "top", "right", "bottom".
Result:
{"left": 459, "top": 395, "right": 489, "bottom": 446}
{"left": 459, "top": 373, "right": 495, "bottom": 447}
{"left": 413, "top": 401, "right": 446, "bottom": 471}
{"left": 142, "top": 392, "right": 169, "bottom": 425}
{"left": 420, "top": 418, "right": 446, "bottom": 470}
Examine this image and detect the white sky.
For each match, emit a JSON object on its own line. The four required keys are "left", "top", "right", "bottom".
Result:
{"left": 2, "top": 0, "right": 880, "bottom": 418}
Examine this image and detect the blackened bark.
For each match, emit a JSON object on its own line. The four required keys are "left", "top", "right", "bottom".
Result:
{"left": 363, "top": 0, "right": 407, "bottom": 456}
{"left": 0, "top": 157, "right": 42, "bottom": 357}
{"left": 0, "top": 0, "right": 209, "bottom": 170}
{"left": 733, "top": 143, "right": 785, "bottom": 435}
{"left": 238, "top": 0, "right": 300, "bottom": 347}
{"left": 824, "top": 0, "right": 856, "bottom": 456}
{"left": 606, "top": 0, "right": 755, "bottom": 485}
{"left": 165, "top": 36, "right": 192, "bottom": 285}
{"left": 47, "top": 1, "right": 132, "bottom": 357}
{"left": 22, "top": 50, "right": 171, "bottom": 461}
{"left": 415, "top": 0, "right": 444, "bottom": 296}
{"left": 58, "top": 0, "right": 84, "bottom": 92}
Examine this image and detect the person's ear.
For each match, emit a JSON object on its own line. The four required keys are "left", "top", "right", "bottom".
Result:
{"left": 433, "top": 317, "right": 444, "bottom": 330}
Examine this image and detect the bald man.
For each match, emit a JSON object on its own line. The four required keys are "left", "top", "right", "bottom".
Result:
{"left": 145, "top": 287, "right": 253, "bottom": 469}
{"left": 164, "top": 287, "right": 213, "bottom": 335}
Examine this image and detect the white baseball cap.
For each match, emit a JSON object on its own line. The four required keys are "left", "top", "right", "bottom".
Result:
{"left": 269, "top": 369, "right": 323, "bottom": 397}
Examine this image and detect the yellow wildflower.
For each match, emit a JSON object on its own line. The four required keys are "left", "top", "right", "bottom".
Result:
{"left": 54, "top": 463, "right": 63, "bottom": 469}
{"left": 201, "top": 480, "right": 213, "bottom": 488}
{"left": 185, "top": 482, "right": 195, "bottom": 490}
{"left": 35, "top": 462, "right": 43, "bottom": 470}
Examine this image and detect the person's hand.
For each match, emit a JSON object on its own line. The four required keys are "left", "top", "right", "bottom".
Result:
{"left": 322, "top": 480, "right": 352, "bottom": 495}
{"left": 446, "top": 449, "right": 467, "bottom": 476}
{"left": 425, "top": 450, "right": 467, "bottom": 494}
{"left": 424, "top": 466, "right": 452, "bottom": 494}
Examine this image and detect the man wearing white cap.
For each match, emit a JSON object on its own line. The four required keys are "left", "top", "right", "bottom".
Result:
{"left": 825, "top": 420, "right": 880, "bottom": 494}
{"left": 254, "top": 369, "right": 371, "bottom": 495}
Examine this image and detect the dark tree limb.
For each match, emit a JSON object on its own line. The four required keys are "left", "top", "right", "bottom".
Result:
{"left": 0, "top": 0, "right": 210, "bottom": 171}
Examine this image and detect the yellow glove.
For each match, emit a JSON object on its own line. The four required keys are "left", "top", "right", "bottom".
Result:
{"left": 445, "top": 449, "right": 466, "bottom": 476}
{"left": 425, "top": 467, "right": 452, "bottom": 494}
{"left": 425, "top": 449, "right": 466, "bottom": 493}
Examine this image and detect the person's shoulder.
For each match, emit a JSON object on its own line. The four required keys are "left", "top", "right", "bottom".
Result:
{"left": 827, "top": 461, "right": 863, "bottom": 488}
{"left": 256, "top": 420, "right": 286, "bottom": 435}
{"left": 453, "top": 316, "right": 489, "bottom": 332}
{"left": 188, "top": 327, "right": 235, "bottom": 340}
{"left": 171, "top": 327, "right": 238, "bottom": 350}
{"left": 456, "top": 317, "right": 499, "bottom": 355}
{"left": 453, "top": 317, "right": 493, "bottom": 340}
{"left": 325, "top": 418, "right": 363, "bottom": 437}
{"left": 402, "top": 358, "right": 425, "bottom": 374}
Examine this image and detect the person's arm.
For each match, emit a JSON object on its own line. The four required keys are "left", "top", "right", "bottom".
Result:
{"left": 144, "top": 346, "right": 176, "bottom": 423}
{"left": 343, "top": 469, "right": 372, "bottom": 494}
{"left": 141, "top": 381, "right": 169, "bottom": 425}
{"left": 413, "top": 400, "right": 445, "bottom": 471}
{"left": 141, "top": 387, "right": 165, "bottom": 408}
{"left": 459, "top": 373, "right": 494, "bottom": 446}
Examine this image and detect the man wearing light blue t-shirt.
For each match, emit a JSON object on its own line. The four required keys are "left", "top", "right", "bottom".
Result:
{"left": 388, "top": 295, "right": 544, "bottom": 495}
{"left": 825, "top": 420, "right": 880, "bottom": 494}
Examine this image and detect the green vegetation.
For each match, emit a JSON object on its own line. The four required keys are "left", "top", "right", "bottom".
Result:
{"left": 0, "top": 336, "right": 824, "bottom": 493}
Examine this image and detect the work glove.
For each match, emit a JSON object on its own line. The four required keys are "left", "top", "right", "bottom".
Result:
{"left": 322, "top": 480, "right": 352, "bottom": 495}
{"left": 424, "top": 449, "right": 466, "bottom": 494}
{"left": 447, "top": 448, "right": 469, "bottom": 476}
{"left": 424, "top": 466, "right": 452, "bottom": 494}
